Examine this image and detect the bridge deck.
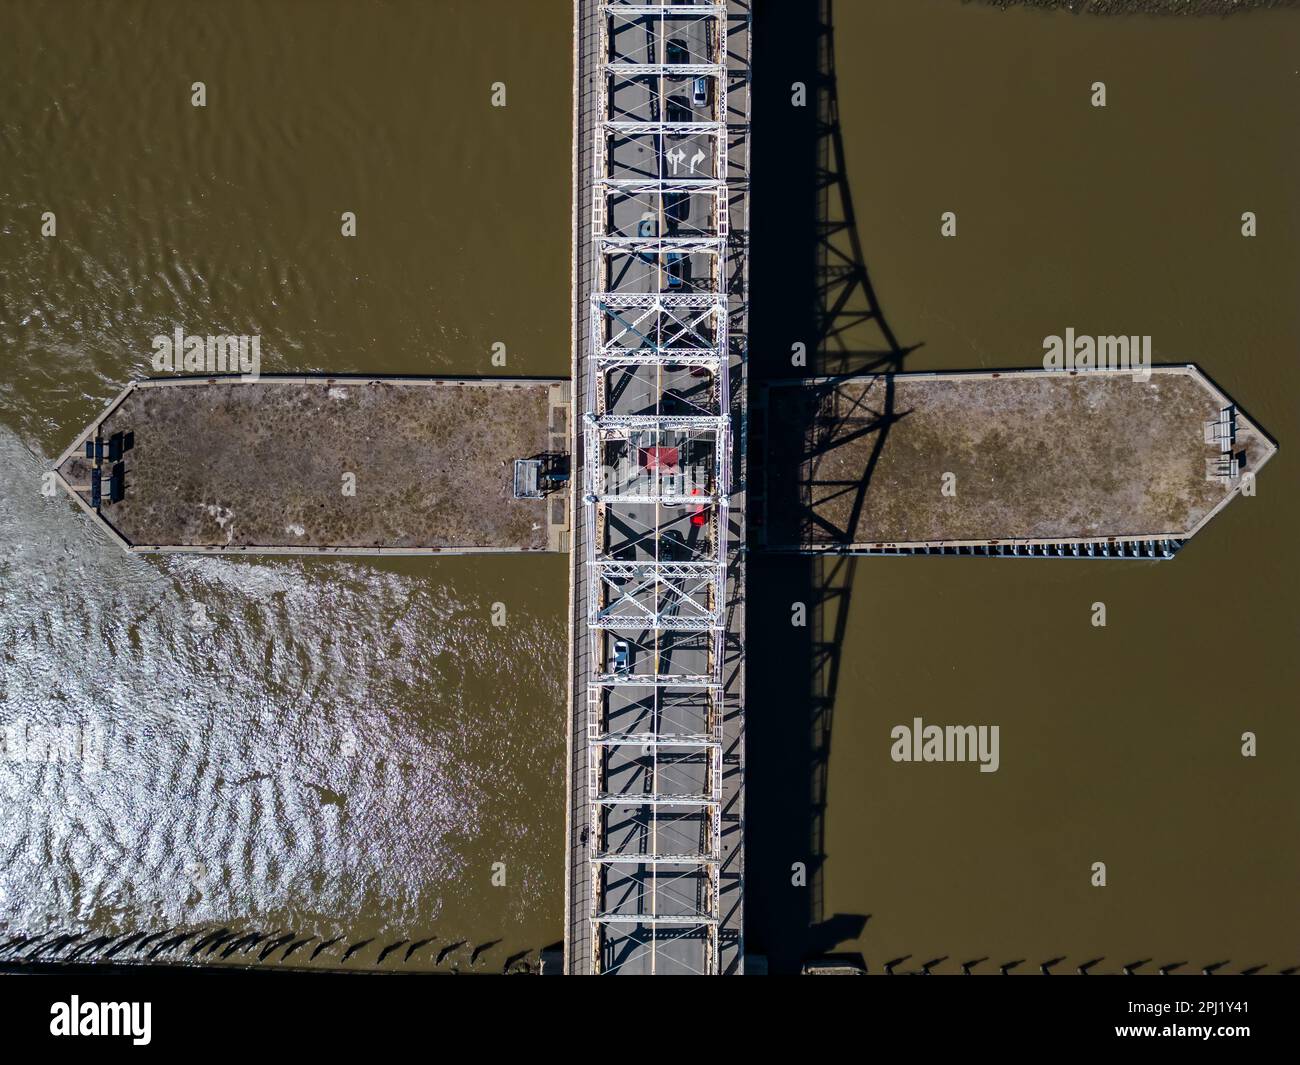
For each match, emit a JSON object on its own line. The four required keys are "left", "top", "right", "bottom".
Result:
{"left": 565, "top": 0, "right": 750, "bottom": 975}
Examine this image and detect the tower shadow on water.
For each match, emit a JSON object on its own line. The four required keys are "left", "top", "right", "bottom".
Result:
{"left": 746, "top": 0, "right": 917, "bottom": 973}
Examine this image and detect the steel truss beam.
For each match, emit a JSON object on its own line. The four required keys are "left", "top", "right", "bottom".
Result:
{"left": 591, "top": 571, "right": 721, "bottom": 630}
{"left": 586, "top": 0, "right": 734, "bottom": 976}
{"left": 605, "top": 63, "right": 725, "bottom": 77}
{"left": 592, "top": 617, "right": 720, "bottom": 633}
{"left": 593, "top": 297, "right": 725, "bottom": 360}
{"left": 625, "top": 730, "right": 720, "bottom": 747}
{"left": 593, "top": 915, "right": 718, "bottom": 926}
{"left": 592, "top": 600, "right": 722, "bottom": 624}
{"left": 602, "top": 121, "right": 726, "bottom": 135}
{"left": 589, "top": 494, "right": 719, "bottom": 505}
{"left": 593, "top": 581, "right": 720, "bottom": 606}
{"left": 603, "top": 3, "right": 727, "bottom": 15}
{"left": 594, "top": 793, "right": 717, "bottom": 806}
{"left": 590, "top": 675, "right": 719, "bottom": 688}
{"left": 592, "top": 735, "right": 718, "bottom": 748}
{"left": 588, "top": 413, "right": 726, "bottom": 430}
{"left": 597, "top": 178, "right": 721, "bottom": 191}
{"left": 593, "top": 853, "right": 719, "bottom": 865}
{"left": 597, "top": 236, "right": 723, "bottom": 253}
{"left": 597, "top": 353, "right": 719, "bottom": 367}
{"left": 593, "top": 292, "right": 725, "bottom": 308}
{"left": 596, "top": 560, "right": 717, "bottom": 576}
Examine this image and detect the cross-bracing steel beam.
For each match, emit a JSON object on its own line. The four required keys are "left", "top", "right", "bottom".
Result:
{"left": 605, "top": 62, "right": 725, "bottom": 77}
{"left": 593, "top": 915, "right": 719, "bottom": 926}
{"left": 592, "top": 735, "right": 718, "bottom": 748}
{"left": 589, "top": 674, "right": 719, "bottom": 688}
{"left": 592, "top": 853, "right": 719, "bottom": 865}
{"left": 592, "top": 295, "right": 726, "bottom": 364}
{"left": 603, "top": 3, "right": 728, "bottom": 16}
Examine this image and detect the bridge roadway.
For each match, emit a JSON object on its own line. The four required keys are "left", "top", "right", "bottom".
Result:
{"left": 565, "top": 0, "right": 750, "bottom": 974}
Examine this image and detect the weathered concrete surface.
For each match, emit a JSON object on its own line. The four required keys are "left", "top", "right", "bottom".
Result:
{"left": 761, "top": 366, "right": 1275, "bottom": 549}
{"left": 55, "top": 376, "right": 570, "bottom": 553}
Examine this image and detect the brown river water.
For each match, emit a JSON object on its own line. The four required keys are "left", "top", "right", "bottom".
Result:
{"left": 1, "top": 0, "right": 1296, "bottom": 973}
{"left": 1, "top": 0, "right": 571, "bottom": 971}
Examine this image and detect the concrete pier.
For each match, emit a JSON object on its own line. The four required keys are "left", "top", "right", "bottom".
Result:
{"left": 53, "top": 376, "right": 571, "bottom": 555}
{"left": 758, "top": 366, "right": 1275, "bottom": 554}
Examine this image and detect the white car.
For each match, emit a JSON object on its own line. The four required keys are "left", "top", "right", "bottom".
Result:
{"left": 612, "top": 639, "right": 631, "bottom": 675}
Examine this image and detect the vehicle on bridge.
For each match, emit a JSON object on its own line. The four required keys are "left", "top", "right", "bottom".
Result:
{"left": 611, "top": 639, "right": 631, "bottom": 675}
{"left": 666, "top": 39, "right": 688, "bottom": 73}
{"left": 665, "top": 251, "right": 686, "bottom": 288}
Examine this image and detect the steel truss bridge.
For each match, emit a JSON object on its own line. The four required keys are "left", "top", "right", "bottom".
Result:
{"left": 567, "top": 0, "right": 750, "bottom": 975}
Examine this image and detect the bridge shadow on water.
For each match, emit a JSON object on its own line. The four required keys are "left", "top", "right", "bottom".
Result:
{"left": 746, "top": 0, "right": 919, "bottom": 974}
